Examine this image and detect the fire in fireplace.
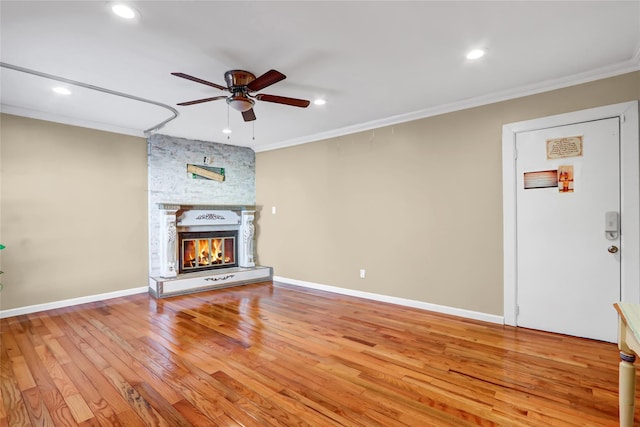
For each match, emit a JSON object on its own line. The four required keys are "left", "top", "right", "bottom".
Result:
{"left": 179, "top": 230, "right": 237, "bottom": 273}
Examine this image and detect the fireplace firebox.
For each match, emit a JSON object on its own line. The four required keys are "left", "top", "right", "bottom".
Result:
{"left": 179, "top": 230, "right": 237, "bottom": 274}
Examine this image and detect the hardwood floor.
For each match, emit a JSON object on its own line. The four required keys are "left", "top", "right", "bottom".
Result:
{"left": 0, "top": 281, "right": 635, "bottom": 426}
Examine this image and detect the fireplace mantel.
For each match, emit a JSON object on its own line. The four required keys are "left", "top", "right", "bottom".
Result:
{"left": 156, "top": 203, "right": 257, "bottom": 212}
{"left": 149, "top": 203, "right": 271, "bottom": 298}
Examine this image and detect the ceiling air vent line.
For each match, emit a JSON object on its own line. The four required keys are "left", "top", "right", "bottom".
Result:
{"left": 0, "top": 62, "right": 178, "bottom": 135}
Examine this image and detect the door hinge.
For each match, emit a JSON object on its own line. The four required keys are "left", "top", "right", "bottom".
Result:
{"left": 621, "top": 113, "right": 626, "bottom": 123}
{"left": 516, "top": 305, "right": 520, "bottom": 316}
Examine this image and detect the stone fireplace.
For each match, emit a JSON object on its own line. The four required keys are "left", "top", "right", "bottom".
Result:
{"left": 148, "top": 203, "right": 271, "bottom": 298}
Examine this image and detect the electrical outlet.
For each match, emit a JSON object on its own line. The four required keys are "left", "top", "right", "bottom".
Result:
{"left": 360, "top": 269, "right": 366, "bottom": 279}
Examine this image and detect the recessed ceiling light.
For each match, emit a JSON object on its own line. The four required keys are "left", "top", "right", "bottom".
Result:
{"left": 466, "top": 49, "right": 486, "bottom": 60}
{"left": 313, "top": 99, "right": 327, "bottom": 106}
{"left": 222, "top": 128, "right": 232, "bottom": 134}
{"left": 52, "top": 87, "right": 71, "bottom": 95}
{"left": 112, "top": 3, "right": 138, "bottom": 19}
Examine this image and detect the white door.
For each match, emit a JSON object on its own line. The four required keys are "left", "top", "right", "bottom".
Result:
{"left": 515, "top": 117, "right": 620, "bottom": 342}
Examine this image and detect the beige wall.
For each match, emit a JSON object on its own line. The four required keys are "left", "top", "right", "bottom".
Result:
{"left": 0, "top": 114, "right": 148, "bottom": 310}
{"left": 256, "top": 71, "right": 640, "bottom": 316}
{"left": 1, "top": 72, "right": 637, "bottom": 314}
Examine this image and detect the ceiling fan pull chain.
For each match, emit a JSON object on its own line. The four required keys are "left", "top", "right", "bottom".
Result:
{"left": 252, "top": 121, "right": 255, "bottom": 140}
{"left": 226, "top": 104, "right": 231, "bottom": 139}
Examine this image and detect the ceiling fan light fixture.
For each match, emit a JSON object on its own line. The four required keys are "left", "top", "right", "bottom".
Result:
{"left": 227, "top": 95, "right": 255, "bottom": 112}
{"left": 313, "top": 99, "right": 326, "bottom": 106}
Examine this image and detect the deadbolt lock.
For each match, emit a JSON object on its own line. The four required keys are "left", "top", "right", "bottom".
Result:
{"left": 608, "top": 245, "right": 619, "bottom": 254}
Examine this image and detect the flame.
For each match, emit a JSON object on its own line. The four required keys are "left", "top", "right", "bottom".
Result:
{"left": 198, "top": 240, "right": 210, "bottom": 265}
{"left": 212, "top": 239, "right": 223, "bottom": 264}
{"left": 182, "top": 236, "right": 235, "bottom": 270}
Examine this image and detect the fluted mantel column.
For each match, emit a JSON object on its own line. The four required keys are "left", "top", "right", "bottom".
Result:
{"left": 159, "top": 204, "right": 180, "bottom": 278}
{"left": 239, "top": 210, "right": 255, "bottom": 268}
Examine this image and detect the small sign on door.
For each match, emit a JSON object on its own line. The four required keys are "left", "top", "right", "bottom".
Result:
{"left": 546, "top": 136, "right": 583, "bottom": 159}
{"left": 558, "top": 165, "right": 574, "bottom": 193}
{"left": 523, "top": 166, "right": 575, "bottom": 193}
{"left": 523, "top": 169, "right": 557, "bottom": 189}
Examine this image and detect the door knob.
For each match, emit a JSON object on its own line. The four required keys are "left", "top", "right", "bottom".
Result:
{"left": 608, "top": 245, "right": 619, "bottom": 254}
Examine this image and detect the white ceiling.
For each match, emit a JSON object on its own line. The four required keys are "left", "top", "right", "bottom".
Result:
{"left": 1, "top": 1, "right": 639, "bottom": 152}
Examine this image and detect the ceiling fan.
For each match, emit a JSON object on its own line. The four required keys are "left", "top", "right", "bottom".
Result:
{"left": 171, "top": 69, "right": 310, "bottom": 122}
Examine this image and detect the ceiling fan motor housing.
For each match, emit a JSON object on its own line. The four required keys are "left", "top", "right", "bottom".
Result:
{"left": 224, "top": 70, "right": 256, "bottom": 112}
{"left": 224, "top": 70, "right": 256, "bottom": 90}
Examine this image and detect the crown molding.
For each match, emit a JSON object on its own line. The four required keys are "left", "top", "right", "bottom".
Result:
{"left": 1, "top": 104, "right": 146, "bottom": 138}
{"left": 255, "top": 59, "right": 640, "bottom": 153}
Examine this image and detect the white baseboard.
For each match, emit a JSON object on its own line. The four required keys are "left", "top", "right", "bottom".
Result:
{"left": 0, "top": 286, "right": 148, "bottom": 319}
{"left": 274, "top": 276, "right": 504, "bottom": 325}
{"left": 1, "top": 278, "right": 505, "bottom": 325}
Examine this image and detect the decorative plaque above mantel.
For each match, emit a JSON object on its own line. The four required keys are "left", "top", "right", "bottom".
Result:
{"left": 177, "top": 210, "right": 241, "bottom": 227}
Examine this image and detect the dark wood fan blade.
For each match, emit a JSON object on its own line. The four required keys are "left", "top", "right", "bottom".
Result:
{"left": 242, "top": 108, "right": 257, "bottom": 122}
{"left": 177, "top": 96, "right": 227, "bottom": 106}
{"left": 246, "top": 69, "right": 286, "bottom": 92}
{"left": 171, "top": 72, "right": 227, "bottom": 91}
{"left": 255, "top": 93, "right": 310, "bottom": 108}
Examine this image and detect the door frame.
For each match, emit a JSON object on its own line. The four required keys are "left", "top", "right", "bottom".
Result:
{"left": 502, "top": 101, "right": 640, "bottom": 326}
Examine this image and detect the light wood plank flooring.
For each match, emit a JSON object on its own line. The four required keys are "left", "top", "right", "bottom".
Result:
{"left": 1, "top": 281, "right": 636, "bottom": 426}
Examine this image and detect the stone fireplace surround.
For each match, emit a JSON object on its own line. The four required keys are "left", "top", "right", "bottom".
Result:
{"left": 148, "top": 203, "right": 272, "bottom": 298}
